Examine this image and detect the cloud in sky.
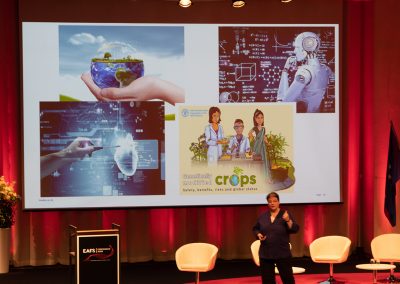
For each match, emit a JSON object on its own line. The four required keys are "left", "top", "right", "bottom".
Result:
{"left": 60, "top": 26, "right": 184, "bottom": 77}
{"left": 97, "top": 41, "right": 138, "bottom": 58}
{"left": 69, "top": 33, "right": 106, "bottom": 45}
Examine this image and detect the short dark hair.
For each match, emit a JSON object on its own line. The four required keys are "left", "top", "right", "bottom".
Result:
{"left": 234, "top": 119, "right": 243, "bottom": 125}
{"left": 266, "top": 192, "right": 280, "bottom": 201}
{"left": 208, "top": 106, "right": 221, "bottom": 123}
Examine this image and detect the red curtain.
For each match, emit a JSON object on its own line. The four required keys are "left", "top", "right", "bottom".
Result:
{"left": 1, "top": 0, "right": 20, "bottom": 258}
{"left": 344, "top": 0, "right": 375, "bottom": 250}
{"left": 2, "top": 0, "right": 399, "bottom": 267}
{"left": 1, "top": 0, "right": 19, "bottom": 181}
{"left": 373, "top": 0, "right": 400, "bottom": 233}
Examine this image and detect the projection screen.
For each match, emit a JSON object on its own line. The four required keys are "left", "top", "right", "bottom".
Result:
{"left": 22, "top": 23, "right": 340, "bottom": 209}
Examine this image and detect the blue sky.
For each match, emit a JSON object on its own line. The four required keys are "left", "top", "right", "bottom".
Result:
{"left": 59, "top": 25, "right": 184, "bottom": 76}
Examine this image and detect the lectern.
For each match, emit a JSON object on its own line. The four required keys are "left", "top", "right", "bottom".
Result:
{"left": 69, "top": 224, "right": 120, "bottom": 284}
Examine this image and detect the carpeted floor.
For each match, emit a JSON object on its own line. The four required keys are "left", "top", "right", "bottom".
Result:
{"left": 189, "top": 272, "right": 393, "bottom": 284}
{"left": 1, "top": 254, "right": 398, "bottom": 284}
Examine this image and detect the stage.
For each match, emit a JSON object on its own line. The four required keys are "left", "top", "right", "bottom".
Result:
{"left": 189, "top": 272, "right": 393, "bottom": 284}
{"left": 1, "top": 257, "right": 399, "bottom": 284}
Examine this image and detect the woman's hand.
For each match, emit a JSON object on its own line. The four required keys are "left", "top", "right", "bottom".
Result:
{"left": 257, "top": 233, "right": 266, "bottom": 241}
{"left": 282, "top": 210, "right": 290, "bottom": 222}
{"left": 248, "top": 130, "right": 255, "bottom": 141}
{"left": 282, "top": 210, "right": 293, "bottom": 228}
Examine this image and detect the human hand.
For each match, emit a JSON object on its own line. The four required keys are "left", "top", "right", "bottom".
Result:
{"left": 231, "top": 143, "right": 238, "bottom": 151}
{"left": 284, "top": 56, "right": 297, "bottom": 70}
{"left": 81, "top": 72, "right": 185, "bottom": 105}
{"left": 282, "top": 210, "right": 290, "bottom": 222}
{"left": 61, "top": 137, "right": 95, "bottom": 159}
{"left": 248, "top": 130, "right": 255, "bottom": 140}
{"left": 40, "top": 137, "right": 95, "bottom": 178}
{"left": 257, "top": 233, "right": 266, "bottom": 241}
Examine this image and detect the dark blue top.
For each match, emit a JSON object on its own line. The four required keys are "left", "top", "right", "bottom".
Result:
{"left": 252, "top": 209, "right": 299, "bottom": 259}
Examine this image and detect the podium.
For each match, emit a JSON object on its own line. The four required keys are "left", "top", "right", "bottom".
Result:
{"left": 69, "top": 224, "right": 120, "bottom": 284}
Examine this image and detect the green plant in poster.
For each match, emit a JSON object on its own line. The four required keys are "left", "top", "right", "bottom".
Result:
{"left": 189, "top": 133, "right": 208, "bottom": 162}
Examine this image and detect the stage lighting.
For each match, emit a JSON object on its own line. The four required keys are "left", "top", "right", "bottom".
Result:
{"left": 232, "top": 0, "right": 245, "bottom": 8}
{"left": 281, "top": 0, "right": 293, "bottom": 3}
{"left": 179, "top": 0, "right": 192, "bottom": 8}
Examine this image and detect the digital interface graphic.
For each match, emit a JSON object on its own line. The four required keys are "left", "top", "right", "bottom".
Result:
{"left": 219, "top": 26, "right": 336, "bottom": 113}
{"left": 40, "top": 101, "right": 165, "bottom": 197}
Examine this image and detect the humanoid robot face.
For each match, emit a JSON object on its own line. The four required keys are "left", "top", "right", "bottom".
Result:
{"left": 293, "top": 41, "right": 307, "bottom": 62}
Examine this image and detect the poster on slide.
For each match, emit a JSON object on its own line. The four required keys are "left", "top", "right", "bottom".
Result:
{"left": 179, "top": 104, "right": 294, "bottom": 195}
{"left": 218, "top": 26, "right": 336, "bottom": 113}
{"left": 40, "top": 101, "right": 165, "bottom": 197}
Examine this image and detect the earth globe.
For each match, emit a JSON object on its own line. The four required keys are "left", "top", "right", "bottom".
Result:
{"left": 229, "top": 175, "right": 240, "bottom": 186}
{"left": 91, "top": 44, "right": 144, "bottom": 89}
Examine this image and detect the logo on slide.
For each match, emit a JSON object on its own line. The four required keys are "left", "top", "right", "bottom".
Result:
{"left": 215, "top": 166, "right": 256, "bottom": 187}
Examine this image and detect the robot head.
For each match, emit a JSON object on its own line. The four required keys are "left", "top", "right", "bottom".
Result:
{"left": 293, "top": 32, "right": 321, "bottom": 61}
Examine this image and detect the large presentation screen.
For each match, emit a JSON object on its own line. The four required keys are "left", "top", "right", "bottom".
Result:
{"left": 22, "top": 23, "right": 340, "bottom": 209}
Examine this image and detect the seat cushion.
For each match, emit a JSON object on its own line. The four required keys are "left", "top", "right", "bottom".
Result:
{"left": 180, "top": 264, "right": 210, "bottom": 272}
{"left": 314, "top": 255, "right": 342, "bottom": 262}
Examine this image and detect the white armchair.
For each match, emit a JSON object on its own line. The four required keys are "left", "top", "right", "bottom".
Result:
{"left": 371, "top": 233, "right": 400, "bottom": 282}
{"left": 309, "top": 235, "right": 351, "bottom": 283}
{"left": 175, "top": 242, "right": 218, "bottom": 284}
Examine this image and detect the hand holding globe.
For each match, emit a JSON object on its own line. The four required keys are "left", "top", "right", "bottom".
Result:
{"left": 82, "top": 46, "right": 185, "bottom": 105}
